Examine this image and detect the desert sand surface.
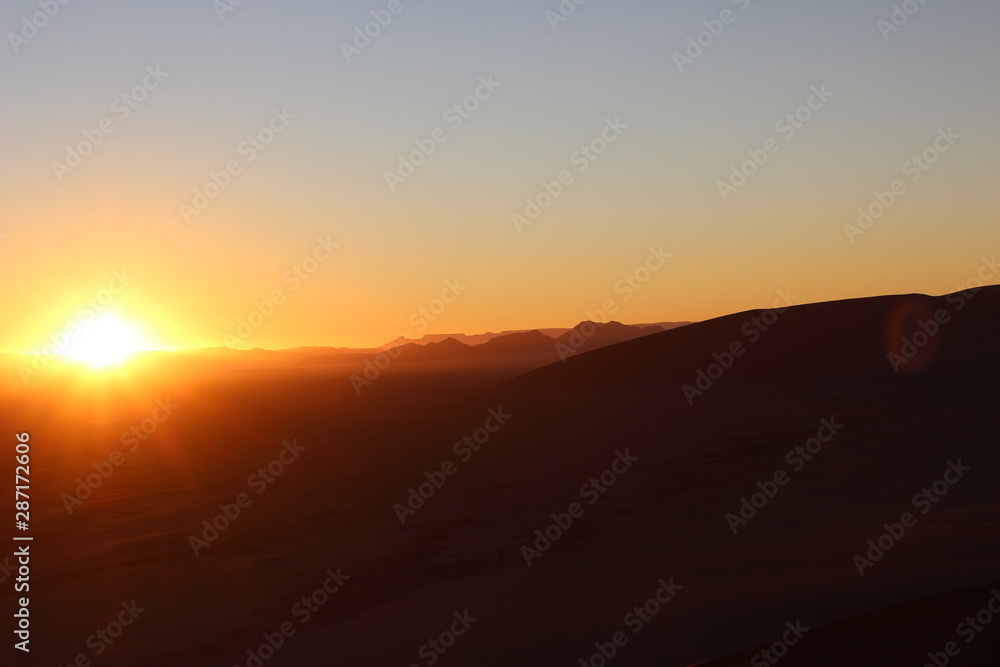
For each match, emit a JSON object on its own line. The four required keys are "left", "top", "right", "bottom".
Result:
{"left": 1, "top": 288, "right": 997, "bottom": 665}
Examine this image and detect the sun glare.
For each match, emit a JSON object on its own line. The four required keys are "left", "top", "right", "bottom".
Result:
{"left": 62, "top": 313, "right": 147, "bottom": 368}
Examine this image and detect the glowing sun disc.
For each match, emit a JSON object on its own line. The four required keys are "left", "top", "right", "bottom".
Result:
{"left": 63, "top": 314, "right": 146, "bottom": 367}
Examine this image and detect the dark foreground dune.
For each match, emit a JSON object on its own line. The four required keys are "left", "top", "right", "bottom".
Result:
{"left": 692, "top": 582, "right": 1000, "bottom": 666}
{"left": 0, "top": 287, "right": 997, "bottom": 665}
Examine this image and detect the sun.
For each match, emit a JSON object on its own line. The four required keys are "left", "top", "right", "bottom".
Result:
{"left": 63, "top": 313, "right": 148, "bottom": 368}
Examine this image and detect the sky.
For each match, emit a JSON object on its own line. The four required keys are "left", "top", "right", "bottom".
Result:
{"left": 2, "top": 0, "right": 998, "bottom": 351}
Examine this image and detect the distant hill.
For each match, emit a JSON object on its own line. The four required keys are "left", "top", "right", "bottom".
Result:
{"left": 554, "top": 320, "right": 667, "bottom": 356}
{"left": 294, "top": 320, "right": 687, "bottom": 386}
{"left": 383, "top": 322, "right": 689, "bottom": 348}
{"left": 473, "top": 330, "right": 558, "bottom": 353}
{"left": 385, "top": 321, "right": 677, "bottom": 367}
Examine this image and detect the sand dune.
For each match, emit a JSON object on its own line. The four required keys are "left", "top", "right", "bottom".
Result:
{"left": 1, "top": 289, "right": 997, "bottom": 665}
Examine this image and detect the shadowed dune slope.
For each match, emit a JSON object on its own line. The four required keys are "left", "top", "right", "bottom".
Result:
{"left": 688, "top": 582, "right": 1000, "bottom": 667}
{"left": 505, "top": 287, "right": 1000, "bottom": 390}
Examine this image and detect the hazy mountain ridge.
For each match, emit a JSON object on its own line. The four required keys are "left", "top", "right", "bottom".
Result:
{"left": 383, "top": 321, "right": 689, "bottom": 348}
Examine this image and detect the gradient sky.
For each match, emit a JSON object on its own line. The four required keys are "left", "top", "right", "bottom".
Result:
{"left": 2, "top": 0, "right": 998, "bottom": 351}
